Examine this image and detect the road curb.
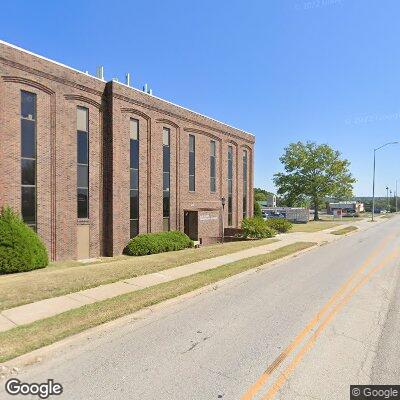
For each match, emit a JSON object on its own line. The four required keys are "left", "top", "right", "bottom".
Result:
{"left": 0, "top": 242, "right": 321, "bottom": 371}
{"left": 0, "top": 217, "right": 391, "bottom": 370}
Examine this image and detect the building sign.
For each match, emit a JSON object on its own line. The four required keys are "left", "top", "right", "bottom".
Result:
{"left": 333, "top": 209, "right": 343, "bottom": 219}
{"left": 199, "top": 213, "right": 218, "bottom": 222}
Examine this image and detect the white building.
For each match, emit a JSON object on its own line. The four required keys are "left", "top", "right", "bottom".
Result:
{"left": 327, "top": 201, "right": 364, "bottom": 214}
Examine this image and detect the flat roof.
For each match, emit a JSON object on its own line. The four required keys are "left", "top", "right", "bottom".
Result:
{"left": 329, "top": 201, "right": 360, "bottom": 205}
{"left": 0, "top": 39, "right": 254, "bottom": 137}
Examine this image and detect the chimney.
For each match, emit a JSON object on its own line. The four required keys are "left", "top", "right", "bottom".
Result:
{"left": 125, "top": 73, "right": 131, "bottom": 87}
{"left": 143, "top": 83, "right": 148, "bottom": 93}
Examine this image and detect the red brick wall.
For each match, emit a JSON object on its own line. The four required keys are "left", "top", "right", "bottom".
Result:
{"left": 0, "top": 41, "right": 255, "bottom": 260}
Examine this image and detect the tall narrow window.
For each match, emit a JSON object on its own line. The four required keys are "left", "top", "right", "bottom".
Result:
{"left": 21, "top": 91, "right": 37, "bottom": 229}
{"left": 189, "top": 135, "right": 195, "bottom": 191}
{"left": 163, "top": 127, "right": 170, "bottom": 231}
{"left": 227, "top": 146, "right": 233, "bottom": 226}
{"left": 77, "top": 107, "right": 89, "bottom": 219}
{"left": 130, "top": 119, "right": 139, "bottom": 237}
{"left": 210, "top": 140, "right": 216, "bottom": 192}
{"left": 243, "top": 149, "right": 248, "bottom": 219}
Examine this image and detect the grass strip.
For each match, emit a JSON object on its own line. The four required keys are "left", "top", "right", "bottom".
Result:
{"left": 290, "top": 221, "right": 342, "bottom": 233}
{"left": 330, "top": 226, "right": 358, "bottom": 235}
{"left": 381, "top": 214, "right": 395, "bottom": 219}
{"left": 0, "top": 242, "right": 315, "bottom": 363}
{"left": 0, "top": 238, "right": 278, "bottom": 312}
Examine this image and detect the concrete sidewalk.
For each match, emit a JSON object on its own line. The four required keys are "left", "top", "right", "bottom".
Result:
{"left": 0, "top": 218, "right": 379, "bottom": 333}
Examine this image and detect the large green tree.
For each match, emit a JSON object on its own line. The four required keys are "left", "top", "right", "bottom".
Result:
{"left": 273, "top": 142, "right": 355, "bottom": 220}
{"left": 254, "top": 187, "right": 275, "bottom": 202}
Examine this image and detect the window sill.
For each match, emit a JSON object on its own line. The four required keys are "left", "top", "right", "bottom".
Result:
{"left": 77, "top": 218, "right": 90, "bottom": 225}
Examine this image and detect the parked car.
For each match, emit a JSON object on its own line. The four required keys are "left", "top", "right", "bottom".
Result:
{"left": 344, "top": 210, "right": 359, "bottom": 217}
{"left": 262, "top": 211, "right": 267, "bottom": 219}
{"left": 264, "top": 211, "right": 286, "bottom": 220}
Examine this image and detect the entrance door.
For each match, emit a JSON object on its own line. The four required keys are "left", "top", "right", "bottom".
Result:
{"left": 184, "top": 211, "right": 198, "bottom": 241}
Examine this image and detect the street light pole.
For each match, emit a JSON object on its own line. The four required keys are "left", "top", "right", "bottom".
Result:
{"left": 372, "top": 149, "right": 376, "bottom": 221}
{"left": 221, "top": 197, "right": 226, "bottom": 243}
{"left": 372, "top": 142, "right": 398, "bottom": 221}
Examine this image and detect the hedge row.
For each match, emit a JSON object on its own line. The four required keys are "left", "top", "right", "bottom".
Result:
{"left": 0, "top": 207, "right": 48, "bottom": 274}
{"left": 124, "top": 231, "right": 194, "bottom": 256}
{"left": 240, "top": 217, "right": 293, "bottom": 239}
{"left": 241, "top": 217, "right": 277, "bottom": 239}
{"left": 265, "top": 218, "right": 293, "bottom": 233}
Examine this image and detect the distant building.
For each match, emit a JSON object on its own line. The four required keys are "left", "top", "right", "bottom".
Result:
{"left": 259, "top": 205, "right": 309, "bottom": 223}
{"left": 258, "top": 193, "right": 277, "bottom": 208}
{"left": 327, "top": 201, "right": 364, "bottom": 215}
{"left": 266, "top": 194, "right": 277, "bottom": 207}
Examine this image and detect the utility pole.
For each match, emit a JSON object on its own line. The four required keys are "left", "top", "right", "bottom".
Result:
{"left": 386, "top": 186, "right": 389, "bottom": 211}
{"left": 390, "top": 189, "right": 393, "bottom": 212}
{"left": 396, "top": 180, "right": 398, "bottom": 213}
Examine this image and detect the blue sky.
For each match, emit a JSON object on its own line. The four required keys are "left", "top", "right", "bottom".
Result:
{"left": 1, "top": 0, "right": 399, "bottom": 196}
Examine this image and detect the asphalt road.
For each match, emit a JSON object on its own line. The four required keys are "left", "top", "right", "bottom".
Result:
{"left": 2, "top": 216, "right": 400, "bottom": 400}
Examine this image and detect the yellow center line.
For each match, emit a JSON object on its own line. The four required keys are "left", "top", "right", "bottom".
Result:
{"left": 240, "top": 233, "right": 395, "bottom": 400}
{"left": 262, "top": 248, "right": 399, "bottom": 400}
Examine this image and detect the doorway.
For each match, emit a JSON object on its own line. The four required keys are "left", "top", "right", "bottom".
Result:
{"left": 184, "top": 211, "right": 198, "bottom": 241}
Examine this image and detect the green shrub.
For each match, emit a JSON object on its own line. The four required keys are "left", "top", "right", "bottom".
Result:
{"left": 124, "top": 231, "right": 194, "bottom": 256}
{"left": 0, "top": 206, "right": 48, "bottom": 274}
{"left": 254, "top": 202, "right": 263, "bottom": 218}
{"left": 265, "top": 218, "right": 292, "bottom": 233}
{"left": 241, "top": 217, "right": 276, "bottom": 239}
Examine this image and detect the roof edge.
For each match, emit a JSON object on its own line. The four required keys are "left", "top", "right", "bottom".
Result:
{"left": 0, "top": 39, "right": 254, "bottom": 138}
{"left": 114, "top": 81, "right": 254, "bottom": 137}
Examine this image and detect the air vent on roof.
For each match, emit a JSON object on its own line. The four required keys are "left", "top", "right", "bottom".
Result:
{"left": 125, "top": 73, "right": 131, "bottom": 87}
{"left": 142, "top": 83, "right": 153, "bottom": 95}
{"left": 96, "top": 66, "right": 104, "bottom": 80}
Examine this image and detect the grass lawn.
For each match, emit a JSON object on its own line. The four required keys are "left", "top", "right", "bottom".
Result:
{"left": 0, "top": 242, "right": 315, "bottom": 363}
{"left": 318, "top": 214, "right": 368, "bottom": 222}
{"left": 0, "top": 238, "right": 278, "bottom": 312}
{"left": 330, "top": 226, "right": 358, "bottom": 235}
{"left": 290, "top": 221, "right": 343, "bottom": 233}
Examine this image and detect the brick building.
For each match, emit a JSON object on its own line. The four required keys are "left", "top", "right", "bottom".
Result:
{"left": 0, "top": 40, "right": 255, "bottom": 261}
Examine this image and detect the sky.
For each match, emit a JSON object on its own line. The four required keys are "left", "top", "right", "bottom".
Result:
{"left": 1, "top": 0, "right": 399, "bottom": 197}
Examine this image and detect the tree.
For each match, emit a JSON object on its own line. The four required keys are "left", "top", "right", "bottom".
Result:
{"left": 273, "top": 142, "right": 355, "bottom": 220}
{"left": 254, "top": 187, "right": 274, "bottom": 202}
{"left": 254, "top": 192, "right": 267, "bottom": 202}
{"left": 254, "top": 201, "right": 263, "bottom": 218}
